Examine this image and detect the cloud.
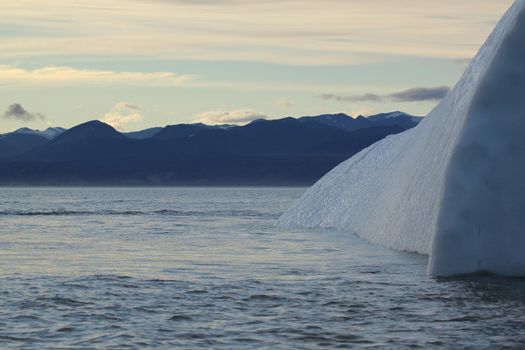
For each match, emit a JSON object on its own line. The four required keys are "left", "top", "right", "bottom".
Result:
{"left": 0, "top": 65, "right": 193, "bottom": 86}
{"left": 275, "top": 97, "right": 292, "bottom": 108}
{"left": 196, "top": 109, "right": 269, "bottom": 125}
{"left": 114, "top": 102, "right": 140, "bottom": 111}
{"left": 389, "top": 87, "right": 452, "bottom": 102}
{"left": 320, "top": 86, "right": 451, "bottom": 103}
{"left": 0, "top": 1, "right": 512, "bottom": 65}
{"left": 101, "top": 103, "right": 143, "bottom": 131}
{"left": 1, "top": 103, "right": 45, "bottom": 122}
{"left": 320, "top": 93, "right": 382, "bottom": 103}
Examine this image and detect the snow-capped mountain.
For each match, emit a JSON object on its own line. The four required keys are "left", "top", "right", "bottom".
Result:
{"left": 11, "top": 127, "right": 66, "bottom": 140}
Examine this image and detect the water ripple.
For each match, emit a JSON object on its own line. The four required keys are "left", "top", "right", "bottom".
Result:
{"left": 0, "top": 188, "right": 524, "bottom": 349}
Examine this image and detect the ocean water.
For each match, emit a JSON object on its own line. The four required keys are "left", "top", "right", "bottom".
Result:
{"left": 0, "top": 187, "right": 524, "bottom": 349}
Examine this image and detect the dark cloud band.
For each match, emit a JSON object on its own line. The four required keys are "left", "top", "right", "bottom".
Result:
{"left": 320, "top": 86, "right": 451, "bottom": 103}
{"left": 1, "top": 104, "right": 45, "bottom": 122}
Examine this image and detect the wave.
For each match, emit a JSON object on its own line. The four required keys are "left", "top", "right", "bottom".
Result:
{"left": 0, "top": 209, "right": 270, "bottom": 218}
{"left": 0, "top": 210, "right": 143, "bottom": 217}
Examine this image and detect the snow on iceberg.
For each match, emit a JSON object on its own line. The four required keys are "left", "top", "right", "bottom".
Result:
{"left": 279, "top": 0, "right": 525, "bottom": 277}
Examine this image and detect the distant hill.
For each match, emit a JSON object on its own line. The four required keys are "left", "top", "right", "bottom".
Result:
{"left": 9, "top": 127, "right": 66, "bottom": 139}
{"left": 0, "top": 133, "right": 49, "bottom": 157}
{"left": 299, "top": 113, "right": 371, "bottom": 132}
{"left": 153, "top": 123, "right": 214, "bottom": 140}
{"left": 23, "top": 121, "right": 130, "bottom": 162}
{"left": 0, "top": 126, "right": 66, "bottom": 158}
{"left": 124, "top": 127, "right": 163, "bottom": 139}
{"left": 0, "top": 111, "right": 422, "bottom": 185}
{"left": 0, "top": 139, "right": 19, "bottom": 159}
{"left": 366, "top": 111, "right": 423, "bottom": 129}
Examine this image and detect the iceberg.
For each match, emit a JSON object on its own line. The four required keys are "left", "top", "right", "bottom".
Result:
{"left": 279, "top": 0, "right": 525, "bottom": 277}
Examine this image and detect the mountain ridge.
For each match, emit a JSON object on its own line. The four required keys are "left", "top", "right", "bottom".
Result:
{"left": 0, "top": 111, "right": 421, "bottom": 185}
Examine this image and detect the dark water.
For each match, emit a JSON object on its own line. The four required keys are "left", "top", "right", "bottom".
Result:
{"left": 0, "top": 188, "right": 524, "bottom": 349}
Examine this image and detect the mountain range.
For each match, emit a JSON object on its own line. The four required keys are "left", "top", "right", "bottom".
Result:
{"left": 0, "top": 112, "right": 422, "bottom": 185}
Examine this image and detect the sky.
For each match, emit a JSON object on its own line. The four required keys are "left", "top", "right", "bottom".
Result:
{"left": 0, "top": 0, "right": 514, "bottom": 132}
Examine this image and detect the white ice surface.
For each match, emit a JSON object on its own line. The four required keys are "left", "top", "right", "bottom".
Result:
{"left": 279, "top": 0, "right": 525, "bottom": 276}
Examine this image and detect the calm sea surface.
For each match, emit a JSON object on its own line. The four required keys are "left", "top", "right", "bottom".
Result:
{"left": 0, "top": 187, "right": 524, "bottom": 349}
